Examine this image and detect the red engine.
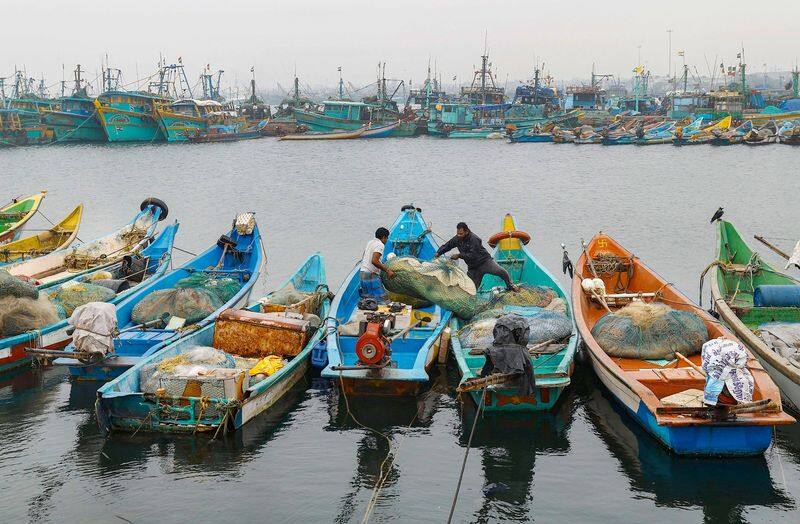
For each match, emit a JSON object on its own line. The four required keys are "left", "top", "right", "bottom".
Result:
{"left": 355, "top": 313, "right": 394, "bottom": 366}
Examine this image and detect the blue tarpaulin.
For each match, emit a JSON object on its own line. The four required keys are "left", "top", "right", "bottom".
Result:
{"left": 779, "top": 99, "right": 800, "bottom": 111}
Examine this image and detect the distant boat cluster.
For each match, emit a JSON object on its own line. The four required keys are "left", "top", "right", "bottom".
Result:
{"left": 2, "top": 52, "right": 800, "bottom": 146}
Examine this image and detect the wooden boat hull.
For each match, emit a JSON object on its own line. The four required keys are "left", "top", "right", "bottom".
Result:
{"left": 321, "top": 206, "right": 452, "bottom": 395}
{"left": 360, "top": 121, "right": 400, "bottom": 138}
{"left": 451, "top": 214, "right": 578, "bottom": 412}
{"left": 510, "top": 133, "right": 552, "bottom": 143}
{"left": 710, "top": 220, "right": 800, "bottom": 414}
{"left": 0, "top": 191, "right": 46, "bottom": 244}
{"left": 41, "top": 111, "right": 106, "bottom": 142}
{"left": 573, "top": 233, "right": 793, "bottom": 456}
{"left": 97, "top": 253, "right": 329, "bottom": 434}
{"left": 0, "top": 223, "right": 178, "bottom": 374}
{"left": 279, "top": 127, "right": 365, "bottom": 140}
{"left": 0, "top": 204, "right": 83, "bottom": 265}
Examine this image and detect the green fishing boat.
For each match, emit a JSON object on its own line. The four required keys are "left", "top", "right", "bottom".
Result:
{"left": 0, "top": 191, "right": 47, "bottom": 243}
{"left": 708, "top": 219, "right": 800, "bottom": 413}
{"left": 41, "top": 66, "right": 106, "bottom": 142}
{"left": 451, "top": 214, "right": 578, "bottom": 412}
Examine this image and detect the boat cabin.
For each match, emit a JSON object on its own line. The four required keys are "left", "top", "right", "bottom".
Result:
{"left": 58, "top": 97, "right": 95, "bottom": 115}
{"left": 564, "top": 86, "right": 605, "bottom": 110}
{"left": 165, "top": 99, "right": 224, "bottom": 118}
{"left": 667, "top": 93, "right": 712, "bottom": 119}
{"left": 97, "top": 91, "right": 170, "bottom": 113}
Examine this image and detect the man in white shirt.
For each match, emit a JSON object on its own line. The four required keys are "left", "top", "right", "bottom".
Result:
{"left": 360, "top": 227, "right": 395, "bottom": 300}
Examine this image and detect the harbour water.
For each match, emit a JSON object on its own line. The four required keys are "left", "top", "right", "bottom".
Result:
{"left": 0, "top": 139, "right": 798, "bottom": 522}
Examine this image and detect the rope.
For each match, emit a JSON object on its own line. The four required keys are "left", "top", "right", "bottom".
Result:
{"left": 172, "top": 246, "right": 198, "bottom": 257}
{"left": 446, "top": 388, "right": 486, "bottom": 524}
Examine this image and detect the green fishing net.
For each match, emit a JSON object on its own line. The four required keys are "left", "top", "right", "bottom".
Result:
{"left": 591, "top": 301, "right": 708, "bottom": 359}
{"left": 0, "top": 269, "right": 38, "bottom": 300}
{"left": 477, "top": 284, "right": 556, "bottom": 313}
{"left": 176, "top": 273, "right": 242, "bottom": 303}
{"left": 261, "top": 284, "right": 309, "bottom": 306}
{"left": 132, "top": 287, "right": 223, "bottom": 328}
{"left": 381, "top": 256, "right": 477, "bottom": 319}
{"left": 459, "top": 306, "right": 572, "bottom": 350}
{"left": 48, "top": 282, "right": 116, "bottom": 317}
{"left": 0, "top": 295, "right": 61, "bottom": 337}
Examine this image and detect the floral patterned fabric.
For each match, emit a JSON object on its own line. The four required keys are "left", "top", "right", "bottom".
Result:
{"left": 701, "top": 337, "right": 754, "bottom": 404}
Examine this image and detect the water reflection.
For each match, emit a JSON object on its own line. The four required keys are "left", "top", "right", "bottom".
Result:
{"left": 456, "top": 374, "right": 575, "bottom": 523}
{"left": 578, "top": 364, "right": 794, "bottom": 521}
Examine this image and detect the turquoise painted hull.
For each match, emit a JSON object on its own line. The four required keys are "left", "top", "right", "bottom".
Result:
{"left": 98, "top": 109, "right": 164, "bottom": 142}
{"left": 295, "top": 109, "right": 417, "bottom": 137}
{"left": 158, "top": 114, "right": 206, "bottom": 142}
{"left": 43, "top": 111, "right": 106, "bottom": 142}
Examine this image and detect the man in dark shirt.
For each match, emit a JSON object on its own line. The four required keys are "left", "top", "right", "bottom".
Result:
{"left": 435, "top": 222, "right": 518, "bottom": 291}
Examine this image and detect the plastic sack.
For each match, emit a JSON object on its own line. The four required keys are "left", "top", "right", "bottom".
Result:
{"left": 0, "top": 269, "right": 38, "bottom": 300}
{"left": 48, "top": 281, "right": 116, "bottom": 317}
{"left": 249, "top": 355, "right": 286, "bottom": 377}
{"left": 591, "top": 301, "right": 708, "bottom": 360}
{"left": 69, "top": 302, "right": 117, "bottom": 355}
{"left": 382, "top": 256, "right": 477, "bottom": 319}
{"left": 758, "top": 322, "right": 800, "bottom": 363}
{"left": 131, "top": 287, "right": 222, "bottom": 327}
{"left": 261, "top": 284, "right": 309, "bottom": 307}
{"left": 0, "top": 295, "right": 61, "bottom": 337}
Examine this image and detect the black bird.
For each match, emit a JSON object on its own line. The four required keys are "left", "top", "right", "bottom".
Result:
{"left": 561, "top": 244, "right": 574, "bottom": 278}
{"left": 710, "top": 207, "right": 724, "bottom": 223}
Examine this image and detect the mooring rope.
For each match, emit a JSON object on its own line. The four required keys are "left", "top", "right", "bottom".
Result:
{"left": 446, "top": 388, "right": 486, "bottom": 524}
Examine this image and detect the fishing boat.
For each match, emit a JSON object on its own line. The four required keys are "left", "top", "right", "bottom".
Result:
{"left": 186, "top": 124, "right": 262, "bottom": 143}
{"left": 0, "top": 84, "right": 58, "bottom": 147}
{"left": 743, "top": 121, "right": 778, "bottom": 146}
{"left": 573, "top": 232, "right": 793, "bottom": 456}
{"left": 52, "top": 213, "right": 263, "bottom": 382}
{"left": 321, "top": 205, "right": 452, "bottom": 395}
{"left": 708, "top": 220, "right": 800, "bottom": 413}
{"left": 674, "top": 116, "right": 731, "bottom": 146}
{"left": 94, "top": 91, "right": 169, "bottom": 142}
{"left": 710, "top": 120, "right": 752, "bottom": 146}
{"left": 451, "top": 214, "right": 578, "bottom": 411}
{"left": 95, "top": 253, "right": 329, "bottom": 434}
{"left": 0, "top": 204, "right": 83, "bottom": 265}
{"left": 360, "top": 121, "right": 400, "bottom": 138}
{"left": 777, "top": 121, "right": 800, "bottom": 145}
{"left": 41, "top": 66, "right": 106, "bottom": 143}
{"left": 0, "top": 191, "right": 47, "bottom": 243}
{"left": 295, "top": 100, "right": 401, "bottom": 134}
{"left": 1, "top": 222, "right": 178, "bottom": 374}
{"left": 278, "top": 127, "right": 365, "bottom": 140}
{"left": 156, "top": 99, "right": 246, "bottom": 142}
{"left": 5, "top": 198, "right": 167, "bottom": 286}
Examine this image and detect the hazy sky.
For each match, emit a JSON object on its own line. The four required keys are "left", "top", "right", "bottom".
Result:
{"left": 3, "top": 1, "right": 798, "bottom": 96}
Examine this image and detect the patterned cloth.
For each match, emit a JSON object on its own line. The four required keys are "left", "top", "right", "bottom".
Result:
{"left": 701, "top": 337, "right": 754, "bottom": 405}
{"left": 360, "top": 271, "right": 386, "bottom": 300}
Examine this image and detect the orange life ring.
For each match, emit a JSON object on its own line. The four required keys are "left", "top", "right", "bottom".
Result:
{"left": 488, "top": 230, "right": 531, "bottom": 248}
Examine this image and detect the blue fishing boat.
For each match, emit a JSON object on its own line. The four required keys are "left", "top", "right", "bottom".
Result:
{"left": 95, "top": 91, "right": 169, "bottom": 142}
{"left": 52, "top": 213, "right": 263, "bottom": 382}
{"left": 95, "top": 253, "right": 329, "bottom": 434}
{"left": 451, "top": 214, "right": 578, "bottom": 411}
{"left": 321, "top": 205, "right": 452, "bottom": 395}
{"left": 156, "top": 99, "right": 245, "bottom": 142}
{"left": 360, "top": 121, "right": 400, "bottom": 138}
{"left": 5, "top": 220, "right": 178, "bottom": 374}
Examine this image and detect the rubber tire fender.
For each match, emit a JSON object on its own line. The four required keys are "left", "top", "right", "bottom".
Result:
{"left": 140, "top": 197, "right": 169, "bottom": 221}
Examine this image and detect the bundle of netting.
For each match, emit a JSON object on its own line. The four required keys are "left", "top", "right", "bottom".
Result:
{"left": 591, "top": 301, "right": 708, "bottom": 359}
{"left": 48, "top": 281, "right": 116, "bottom": 317}
{"left": 0, "top": 269, "right": 39, "bottom": 300}
{"left": 261, "top": 284, "right": 309, "bottom": 307}
{"left": 131, "top": 287, "right": 222, "bottom": 328}
{"left": 381, "top": 255, "right": 477, "bottom": 319}
{"left": 459, "top": 306, "right": 572, "bottom": 350}
{"left": 176, "top": 272, "right": 242, "bottom": 303}
{"left": 476, "top": 284, "right": 557, "bottom": 315}
{"left": 0, "top": 295, "right": 61, "bottom": 337}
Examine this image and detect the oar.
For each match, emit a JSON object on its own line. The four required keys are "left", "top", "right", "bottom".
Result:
{"left": 675, "top": 351, "right": 706, "bottom": 376}
{"left": 754, "top": 235, "right": 791, "bottom": 260}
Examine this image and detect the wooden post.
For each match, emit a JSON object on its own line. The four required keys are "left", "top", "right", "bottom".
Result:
{"left": 437, "top": 327, "right": 451, "bottom": 365}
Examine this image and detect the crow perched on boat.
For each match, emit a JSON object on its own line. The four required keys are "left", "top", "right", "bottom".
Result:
{"left": 710, "top": 207, "right": 724, "bottom": 223}
{"left": 561, "top": 244, "right": 573, "bottom": 278}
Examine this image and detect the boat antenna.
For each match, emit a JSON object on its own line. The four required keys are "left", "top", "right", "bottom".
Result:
{"left": 338, "top": 66, "right": 344, "bottom": 100}
{"left": 60, "top": 63, "right": 66, "bottom": 98}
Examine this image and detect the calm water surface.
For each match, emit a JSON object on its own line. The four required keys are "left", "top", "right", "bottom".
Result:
{"left": 0, "top": 139, "right": 798, "bottom": 522}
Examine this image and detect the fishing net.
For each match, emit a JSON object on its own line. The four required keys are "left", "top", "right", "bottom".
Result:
{"left": 0, "top": 269, "right": 39, "bottom": 300}
{"left": 0, "top": 295, "right": 61, "bottom": 337}
{"left": 386, "top": 291, "right": 432, "bottom": 309}
{"left": 48, "top": 281, "right": 116, "bottom": 317}
{"left": 140, "top": 346, "right": 251, "bottom": 397}
{"left": 591, "top": 301, "right": 708, "bottom": 360}
{"left": 381, "top": 256, "right": 477, "bottom": 319}
{"left": 458, "top": 306, "right": 572, "bottom": 350}
{"left": 175, "top": 273, "right": 242, "bottom": 303}
{"left": 86, "top": 271, "right": 114, "bottom": 282}
{"left": 261, "top": 284, "right": 309, "bottom": 307}
{"left": 476, "top": 284, "right": 556, "bottom": 314}
{"left": 131, "top": 287, "right": 222, "bottom": 328}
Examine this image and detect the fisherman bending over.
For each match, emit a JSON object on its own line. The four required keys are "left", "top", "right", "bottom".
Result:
{"left": 360, "top": 227, "right": 395, "bottom": 300}
{"left": 435, "top": 222, "right": 519, "bottom": 292}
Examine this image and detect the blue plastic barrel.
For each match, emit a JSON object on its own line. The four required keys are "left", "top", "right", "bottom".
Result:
{"left": 310, "top": 339, "right": 328, "bottom": 369}
{"left": 753, "top": 285, "right": 800, "bottom": 307}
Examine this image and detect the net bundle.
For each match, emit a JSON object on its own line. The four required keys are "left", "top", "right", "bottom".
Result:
{"left": 591, "top": 301, "right": 708, "bottom": 360}
{"left": 381, "top": 256, "right": 477, "bottom": 319}
{"left": 48, "top": 281, "right": 116, "bottom": 317}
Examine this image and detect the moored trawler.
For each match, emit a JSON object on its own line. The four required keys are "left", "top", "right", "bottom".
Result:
{"left": 94, "top": 91, "right": 169, "bottom": 142}
{"left": 156, "top": 99, "right": 245, "bottom": 142}
{"left": 0, "top": 98, "right": 57, "bottom": 146}
{"left": 41, "top": 65, "right": 106, "bottom": 143}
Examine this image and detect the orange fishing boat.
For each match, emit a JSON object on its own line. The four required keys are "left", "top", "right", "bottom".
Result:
{"left": 572, "top": 232, "right": 794, "bottom": 456}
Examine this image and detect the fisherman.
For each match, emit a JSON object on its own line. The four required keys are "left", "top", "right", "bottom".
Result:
{"left": 360, "top": 227, "right": 395, "bottom": 300}
{"left": 435, "top": 222, "right": 519, "bottom": 291}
